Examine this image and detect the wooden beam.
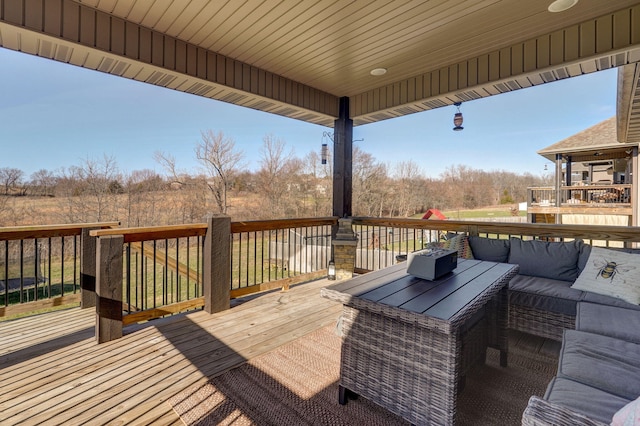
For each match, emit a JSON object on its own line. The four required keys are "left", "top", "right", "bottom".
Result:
{"left": 0, "top": 293, "right": 80, "bottom": 318}
{"left": 203, "top": 215, "right": 230, "bottom": 314}
{"left": 129, "top": 241, "right": 200, "bottom": 283}
{"left": 229, "top": 270, "right": 328, "bottom": 299}
{"left": 332, "top": 96, "right": 353, "bottom": 220}
{"left": 633, "top": 146, "right": 638, "bottom": 227}
{"left": 122, "top": 298, "right": 204, "bottom": 326}
{"left": 80, "top": 228, "right": 97, "bottom": 309}
{"left": 96, "top": 234, "right": 124, "bottom": 343}
{"left": 0, "top": 222, "right": 119, "bottom": 240}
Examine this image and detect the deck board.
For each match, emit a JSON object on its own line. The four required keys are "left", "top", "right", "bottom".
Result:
{"left": 0, "top": 278, "right": 343, "bottom": 425}
{"left": 1, "top": 277, "right": 559, "bottom": 425}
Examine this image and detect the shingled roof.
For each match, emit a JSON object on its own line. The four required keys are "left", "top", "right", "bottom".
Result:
{"left": 537, "top": 117, "right": 638, "bottom": 162}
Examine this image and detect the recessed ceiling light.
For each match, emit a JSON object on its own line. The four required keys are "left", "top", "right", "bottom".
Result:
{"left": 548, "top": 0, "right": 578, "bottom": 13}
{"left": 370, "top": 68, "right": 387, "bottom": 76}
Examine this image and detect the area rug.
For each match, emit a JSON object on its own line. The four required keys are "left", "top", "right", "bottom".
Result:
{"left": 169, "top": 326, "right": 557, "bottom": 425}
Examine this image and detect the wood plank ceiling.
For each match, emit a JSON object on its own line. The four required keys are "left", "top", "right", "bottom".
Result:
{"left": 0, "top": 0, "right": 640, "bottom": 140}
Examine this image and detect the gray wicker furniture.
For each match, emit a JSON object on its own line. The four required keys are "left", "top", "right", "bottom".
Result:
{"left": 521, "top": 302, "right": 640, "bottom": 425}
{"left": 466, "top": 236, "right": 640, "bottom": 341}
{"left": 321, "top": 259, "right": 518, "bottom": 425}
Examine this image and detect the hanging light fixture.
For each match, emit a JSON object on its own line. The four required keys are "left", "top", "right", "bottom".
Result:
{"left": 452, "top": 102, "right": 464, "bottom": 131}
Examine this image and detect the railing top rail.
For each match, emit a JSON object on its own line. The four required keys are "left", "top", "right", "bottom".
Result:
{"left": 231, "top": 216, "right": 338, "bottom": 233}
{"left": 530, "top": 184, "right": 632, "bottom": 189}
{"left": 0, "top": 222, "right": 120, "bottom": 241}
{"left": 560, "top": 184, "right": 632, "bottom": 189}
{"left": 88, "top": 217, "right": 339, "bottom": 243}
{"left": 91, "top": 223, "right": 208, "bottom": 242}
{"left": 351, "top": 217, "right": 640, "bottom": 242}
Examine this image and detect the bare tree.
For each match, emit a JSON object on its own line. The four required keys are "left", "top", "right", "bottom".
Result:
{"left": 56, "top": 155, "right": 121, "bottom": 222}
{"left": 0, "top": 167, "right": 24, "bottom": 195}
{"left": 389, "top": 160, "right": 424, "bottom": 217}
{"left": 352, "top": 147, "right": 388, "bottom": 216}
{"left": 123, "top": 169, "right": 166, "bottom": 226}
{"left": 30, "top": 169, "right": 56, "bottom": 197}
{"left": 301, "top": 151, "right": 332, "bottom": 216}
{"left": 255, "top": 134, "right": 300, "bottom": 218}
{"left": 195, "top": 130, "right": 245, "bottom": 214}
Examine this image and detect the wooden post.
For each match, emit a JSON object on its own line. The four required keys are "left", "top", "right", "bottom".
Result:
{"left": 632, "top": 147, "right": 638, "bottom": 228}
{"left": 331, "top": 218, "right": 358, "bottom": 280}
{"left": 332, "top": 96, "right": 353, "bottom": 221}
{"left": 96, "top": 235, "right": 123, "bottom": 343}
{"left": 80, "top": 227, "right": 97, "bottom": 308}
{"left": 555, "top": 153, "right": 563, "bottom": 224}
{"left": 203, "top": 214, "right": 231, "bottom": 314}
{"left": 554, "top": 154, "right": 563, "bottom": 208}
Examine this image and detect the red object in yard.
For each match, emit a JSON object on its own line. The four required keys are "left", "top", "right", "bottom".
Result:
{"left": 421, "top": 209, "right": 447, "bottom": 220}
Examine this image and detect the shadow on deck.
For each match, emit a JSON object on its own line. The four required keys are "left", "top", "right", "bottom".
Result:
{"left": 0, "top": 278, "right": 342, "bottom": 425}
{"left": 0, "top": 277, "right": 560, "bottom": 425}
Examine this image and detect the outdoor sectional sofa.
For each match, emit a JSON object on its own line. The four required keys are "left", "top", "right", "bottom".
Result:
{"left": 446, "top": 235, "right": 640, "bottom": 425}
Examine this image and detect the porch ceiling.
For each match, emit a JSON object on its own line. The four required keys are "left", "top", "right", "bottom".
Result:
{"left": 1, "top": 0, "right": 640, "bottom": 137}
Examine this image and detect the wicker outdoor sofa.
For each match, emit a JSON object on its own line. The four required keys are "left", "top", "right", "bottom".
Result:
{"left": 454, "top": 236, "right": 640, "bottom": 425}
{"left": 458, "top": 235, "right": 640, "bottom": 341}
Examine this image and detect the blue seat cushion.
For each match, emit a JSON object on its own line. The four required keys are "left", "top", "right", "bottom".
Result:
{"left": 576, "top": 302, "right": 640, "bottom": 344}
{"left": 544, "top": 376, "right": 631, "bottom": 424}
{"left": 558, "top": 330, "right": 640, "bottom": 400}
{"left": 509, "top": 274, "right": 583, "bottom": 316}
{"left": 581, "top": 291, "right": 640, "bottom": 311}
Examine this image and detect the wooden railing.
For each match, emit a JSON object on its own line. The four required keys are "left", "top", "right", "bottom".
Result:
{"left": 351, "top": 217, "right": 640, "bottom": 272}
{"left": 8, "top": 215, "right": 640, "bottom": 342}
{"left": 230, "top": 217, "right": 335, "bottom": 298}
{"left": 528, "top": 184, "right": 632, "bottom": 207}
{"left": 0, "top": 222, "right": 120, "bottom": 318}
{"left": 90, "top": 222, "right": 209, "bottom": 341}
{"left": 89, "top": 216, "right": 337, "bottom": 342}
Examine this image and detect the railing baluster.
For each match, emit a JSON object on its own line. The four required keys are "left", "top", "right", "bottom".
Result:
{"left": 33, "top": 238, "right": 39, "bottom": 301}
{"left": 153, "top": 240, "right": 157, "bottom": 309}
{"left": 3, "top": 240, "right": 7, "bottom": 306}
{"left": 19, "top": 240, "right": 24, "bottom": 303}
{"left": 47, "top": 238, "right": 51, "bottom": 298}
{"left": 125, "top": 243, "right": 131, "bottom": 312}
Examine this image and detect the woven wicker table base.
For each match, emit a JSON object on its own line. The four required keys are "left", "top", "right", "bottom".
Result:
{"left": 322, "top": 260, "right": 518, "bottom": 426}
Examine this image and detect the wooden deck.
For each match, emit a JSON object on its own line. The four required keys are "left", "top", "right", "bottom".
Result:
{"left": 0, "top": 277, "right": 561, "bottom": 426}
{"left": 0, "top": 278, "right": 343, "bottom": 425}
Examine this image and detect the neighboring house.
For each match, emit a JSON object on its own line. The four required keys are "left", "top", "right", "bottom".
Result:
{"left": 528, "top": 117, "right": 639, "bottom": 227}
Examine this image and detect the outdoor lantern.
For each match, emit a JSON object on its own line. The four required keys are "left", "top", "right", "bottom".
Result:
{"left": 453, "top": 102, "right": 464, "bottom": 131}
{"left": 321, "top": 143, "right": 328, "bottom": 165}
{"left": 328, "top": 260, "right": 336, "bottom": 280}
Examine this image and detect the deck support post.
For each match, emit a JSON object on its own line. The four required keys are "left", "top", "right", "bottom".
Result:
{"left": 331, "top": 218, "right": 358, "bottom": 280}
{"left": 632, "top": 147, "right": 638, "bottom": 229}
{"left": 203, "top": 214, "right": 231, "bottom": 314}
{"left": 555, "top": 154, "right": 563, "bottom": 224}
{"left": 96, "top": 235, "right": 123, "bottom": 343}
{"left": 332, "top": 96, "right": 353, "bottom": 222}
{"left": 80, "top": 227, "right": 98, "bottom": 308}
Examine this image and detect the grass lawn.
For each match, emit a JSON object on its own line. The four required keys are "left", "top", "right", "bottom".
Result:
{"left": 442, "top": 209, "right": 526, "bottom": 219}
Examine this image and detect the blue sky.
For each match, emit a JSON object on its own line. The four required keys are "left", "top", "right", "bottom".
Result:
{"left": 0, "top": 46, "right": 617, "bottom": 179}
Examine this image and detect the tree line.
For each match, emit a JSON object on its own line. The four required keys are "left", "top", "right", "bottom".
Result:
{"left": 0, "top": 130, "right": 551, "bottom": 227}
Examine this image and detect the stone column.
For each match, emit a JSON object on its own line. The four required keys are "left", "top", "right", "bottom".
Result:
{"left": 331, "top": 218, "right": 358, "bottom": 280}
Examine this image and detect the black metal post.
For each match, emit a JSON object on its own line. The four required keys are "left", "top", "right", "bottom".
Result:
{"left": 332, "top": 96, "right": 353, "bottom": 219}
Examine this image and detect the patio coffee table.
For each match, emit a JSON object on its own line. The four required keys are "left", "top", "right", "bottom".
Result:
{"left": 321, "top": 259, "right": 519, "bottom": 425}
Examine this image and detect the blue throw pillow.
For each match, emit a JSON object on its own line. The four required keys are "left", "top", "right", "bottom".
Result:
{"left": 508, "top": 238, "right": 582, "bottom": 282}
